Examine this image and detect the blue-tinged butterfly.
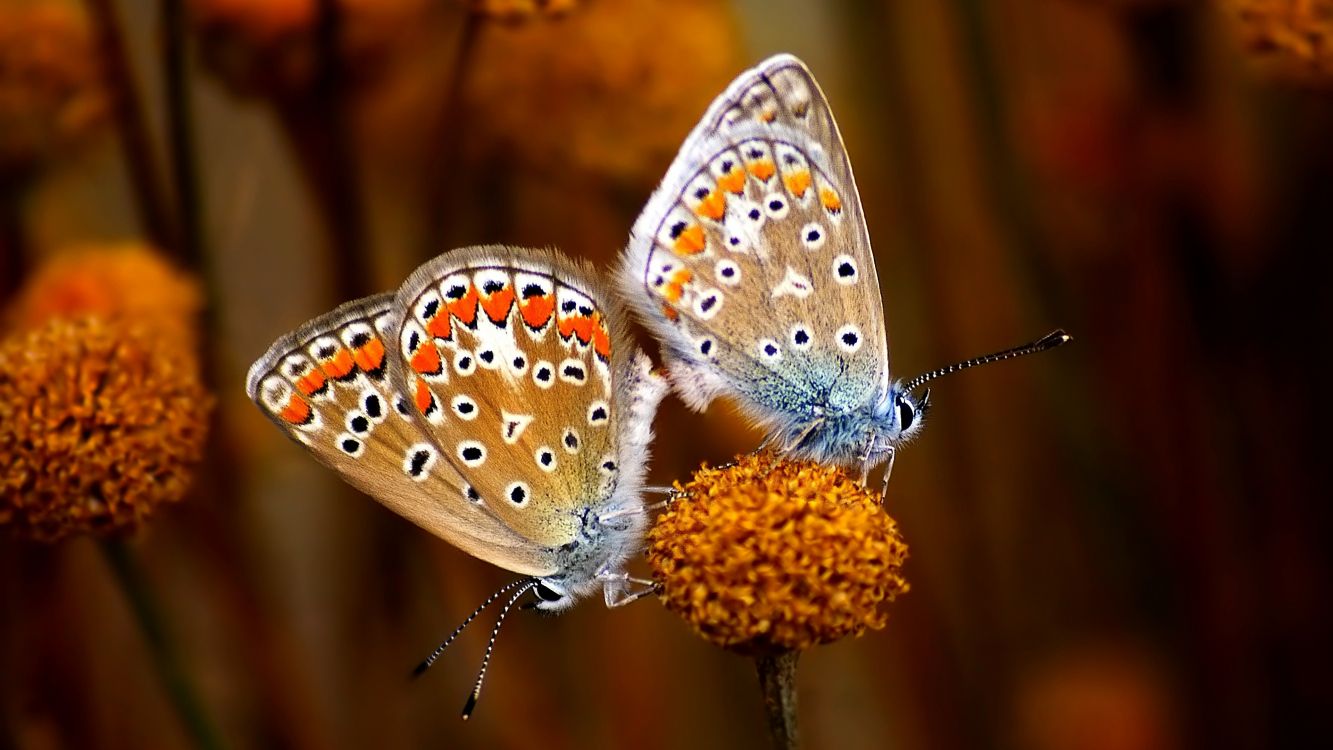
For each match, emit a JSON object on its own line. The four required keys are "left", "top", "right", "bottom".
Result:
{"left": 618, "top": 54, "right": 1068, "bottom": 485}
{"left": 247, "top": 246, "right": 667, "bottom": 716}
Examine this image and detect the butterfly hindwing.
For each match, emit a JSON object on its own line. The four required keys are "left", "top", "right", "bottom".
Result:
{"left": 394, "top": 246, "right": 663, "bottom": 550}
{"left": 246, "top": 294, "right": 559, "bottom": 577}
{"left": 619, "top": 54, "right": 889, "bottom": 435}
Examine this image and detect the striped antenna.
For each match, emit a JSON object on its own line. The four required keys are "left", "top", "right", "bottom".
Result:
{"left": 461, "top": 579, "right": 539, "bottom": 720}
{"left": 412, "top": 577, "right": 534, "bottom": 678}
{"left": 901, "top": 330, "right": 1071, "bottom": 394}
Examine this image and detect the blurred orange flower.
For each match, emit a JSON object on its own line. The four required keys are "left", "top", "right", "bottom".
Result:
{"left": 648, "top": 453, "right": 910, "bottom": 655}
{"left": 0, "top": 317, "right": 213, "bottom": 542}
{"left": 460, "top": 0, "right": 742, "bottom": 185}
{"left": 0, "top": 0, "right": 109, "bottom": 178}
{"left": 5, "top": 243, "right": 203, "bottom": 349}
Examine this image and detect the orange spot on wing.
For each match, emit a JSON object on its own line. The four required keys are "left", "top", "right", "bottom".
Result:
{"left": 672, "top": 223, "right": 706, "bottom": 256}
{"left": 663, "top": 268, "right": 693, "bottom": 303}
{"left": 783, "top": 169, "right": 811, "bottom": 197}
{"left": 717, "top": 168, "right": 746, "bottom": 194}
{"left": 321, "top": 348, "right": 356, "bottom": 379}
{"left": 759, "top": 109, "right": 777, "bottom": 123}
{"left": 820, "top": 186, "right": 843, "bottom": 213}
{"left": 592, "top": 314, "right": 612, "bottom": 359}
{"left": 409, "top": 343, "right": 442, "bottom": 375}
{"left": 480, "top": 285, "right": 515, "bottom": 325}
{"left": 352, "top": 337, "right": 385, "bottom": 373}
{"left": 662, "top": 303, "right": 679, "bottom": 321}
{"left": 414, "top": 379, "right": 434, "bottom": 415}
{"left": 694, "top": 189, "right": 726, "bottom": 220}
{"left": 426, "top": 309, "right": 452, "bottom": 339}
{"left": 295, "top": 369, "right": 326, "bottom": 396}
{"left": 520, "top": 294, "right": 555, "bottom": 329}
{"left": 446, "top": 284, "right": 479, "bottom": 327}
{"left": 748, "top": 158, "right": 776, "bottom": 182}
{"left": 558, "top": 314, "right": 595, "bottom": 345}
{"left": 279, "top": 393, "right": 312, "bottom": 425}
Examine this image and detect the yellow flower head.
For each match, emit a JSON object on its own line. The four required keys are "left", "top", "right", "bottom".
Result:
{"left": 648, "top": 453, "right": 909, "bottom": 654}
{"left": 0, "top": 317, "right": 213, "bottom": 542}
{"left": 6, "top": 243, "right": 203, "bottom": 349}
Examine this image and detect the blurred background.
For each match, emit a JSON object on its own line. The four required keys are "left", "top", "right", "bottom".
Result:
{"left": 2, "top": 0, "right": 1331, "bottom": 748}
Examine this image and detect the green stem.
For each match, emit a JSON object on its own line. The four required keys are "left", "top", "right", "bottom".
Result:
{"left": 754, "top": 649, "right": 800, "bottom": 750}
{"left": 100, "top": 537, "right": 225, "bottom": 750}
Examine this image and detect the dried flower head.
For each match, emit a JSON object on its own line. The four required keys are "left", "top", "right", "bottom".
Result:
{"left": 5, "top": 243, "right": 203, "bottom": 348}
{"left": 0, "top": 0, "right": 109, "bottom": 177}
{"left": 0, "top": 317, "right": 213, "bottom": 542}
{"left": 1226, "top": 0, "right": 1333, "bottom": 80}
{"left": 648, "top": 453, "right": 909, "bottom": 654}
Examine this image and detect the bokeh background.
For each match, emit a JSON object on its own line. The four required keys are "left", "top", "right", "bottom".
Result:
{"left": 2, "top": 0, "right": 1331, "bottom": 748}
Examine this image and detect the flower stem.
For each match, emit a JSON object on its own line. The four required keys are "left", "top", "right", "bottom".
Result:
{"left": 101, "top": 537, "right": 225, "bottom": 750}
{"left": 754, "top": 649, "right": 800, "bottom": 750}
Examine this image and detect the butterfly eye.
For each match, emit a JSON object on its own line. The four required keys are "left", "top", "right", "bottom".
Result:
{"left": 534, "top": 582, "right": 563, "bottom": 603}
{"left": 896, "top": 396, "right": 916, "bottom": 432}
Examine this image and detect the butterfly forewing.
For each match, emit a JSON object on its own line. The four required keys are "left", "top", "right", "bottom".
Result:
{"left": 393, "top": 247, "right": 640, "bottom": 550}
{"left": 246, "top": 294, "right": 558, "bottom": 577}
{"left": 620, "top": 55, "right": 889, "bottom": 428}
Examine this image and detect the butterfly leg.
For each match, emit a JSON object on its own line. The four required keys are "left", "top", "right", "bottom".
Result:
{"left": 598, "top": 570, "right": 661, "bottom": 608}
{"left": 597, "top": 494, "right": 675, "bottom": 525}
{"left": 877, "top": 447, "right": 897, "bottom": 503}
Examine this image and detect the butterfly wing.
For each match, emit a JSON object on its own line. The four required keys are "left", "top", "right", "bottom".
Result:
{"left": 246, "top": 294, "right": 559, "bottom": 577}
{"left": 619, "top": 54, "right": 889, "bottom": 436}
{"left": 393, "top": 246, "right": 665, "bottom": 551}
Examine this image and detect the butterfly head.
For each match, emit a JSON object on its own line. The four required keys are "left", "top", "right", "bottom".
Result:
{"left": 867, "top": 384, "right": 930, "bottom": 457}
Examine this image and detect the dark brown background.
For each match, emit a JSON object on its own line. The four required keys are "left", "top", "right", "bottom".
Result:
{"left": 2, "top": 0, "right": 1330, "bottom": 748}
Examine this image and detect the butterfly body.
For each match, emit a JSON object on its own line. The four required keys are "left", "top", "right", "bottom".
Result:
{"left": 248, "top": 246, "right": 666, "bottom": 611}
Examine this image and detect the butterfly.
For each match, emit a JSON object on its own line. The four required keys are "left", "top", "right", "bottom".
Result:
{"left": 247, "top": 246, "right": 667, "bottom": 716}
{"left": 618, "top": 54, "right": 1068, "bottom": 485}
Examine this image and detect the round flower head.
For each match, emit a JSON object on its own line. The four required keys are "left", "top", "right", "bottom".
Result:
{"left": 648, "top": 453, "right": 909, "bottom": 654}
{"left": 0, "top": 317, "right": 213, "bottom": 542}
{"left": 5, "top": 243, "right": 203, "bottom": 349}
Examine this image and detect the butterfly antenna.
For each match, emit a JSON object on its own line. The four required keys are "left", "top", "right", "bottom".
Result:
{"left": 461, "top": 579, "right": 539, "bottom": 720}
{"left": 412, "top": 577, "right": 533, "bottom": 679}
{"left": 902, "top": 329, "right": 1071, "bottom": 394}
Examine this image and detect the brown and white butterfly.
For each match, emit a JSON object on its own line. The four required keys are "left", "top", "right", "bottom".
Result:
{"left": 618, "top": 54, "right": 1068, "bottom": 486}
{"left": 247, "top": 246, "right": 666, "bottom": 634}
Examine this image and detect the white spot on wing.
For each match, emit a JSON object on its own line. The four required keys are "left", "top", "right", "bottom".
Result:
{"left": 501, "top": 412, "right": 533, "bottom": 444}
{"left": 772, "top": 267, "right": 814, "bottom": 300}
